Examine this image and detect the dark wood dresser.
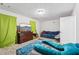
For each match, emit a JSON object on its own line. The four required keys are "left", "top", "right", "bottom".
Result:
{"left": 17, "top": 31, "right": 33, "bottom": 44}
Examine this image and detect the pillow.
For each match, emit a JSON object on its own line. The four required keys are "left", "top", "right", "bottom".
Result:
{"left": 41, "top": 31, "right": 46, "bottom": 34}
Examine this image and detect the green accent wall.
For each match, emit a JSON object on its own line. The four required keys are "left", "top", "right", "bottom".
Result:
{"left": 0, "top": 13, "right": 16, "bottom": 48}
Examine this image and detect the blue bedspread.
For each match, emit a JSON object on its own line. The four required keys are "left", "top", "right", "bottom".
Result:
{"left": 16, "top": 40, "right": 42, "bottom": 55}
{"left": 16, "top": 39, "right": 79, "bottom": 55}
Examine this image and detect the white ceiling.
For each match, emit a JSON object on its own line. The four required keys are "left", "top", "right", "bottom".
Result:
{"left": 0, "top": 3, "right": 75, "bottom": 21}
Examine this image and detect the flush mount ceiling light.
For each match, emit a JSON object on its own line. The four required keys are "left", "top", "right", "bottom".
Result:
{"left": 36, "top": 9, "right": 46, "bottom": 15}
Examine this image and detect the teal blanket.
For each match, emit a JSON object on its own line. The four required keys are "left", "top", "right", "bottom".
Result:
{"left": 34, "top": 40, "right": 79, "bottom": 55}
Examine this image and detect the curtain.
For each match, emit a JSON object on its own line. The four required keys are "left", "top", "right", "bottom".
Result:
{"left": 30, "top": 20, "right": 36, "bottom": 33}
{"left": 0, "top": 13, "right": 16, "bottom": 48}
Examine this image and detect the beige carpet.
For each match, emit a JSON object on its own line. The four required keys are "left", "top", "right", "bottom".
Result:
{"left": 0, "top": 39, "right": 39, "bottom": 55}
{"left": 0, "top": 44, "right": 18, "bottom": 55}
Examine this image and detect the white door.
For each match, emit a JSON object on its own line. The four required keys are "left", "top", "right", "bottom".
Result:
{"left": 60, "top": 16, "right": 76, "bottom": 44}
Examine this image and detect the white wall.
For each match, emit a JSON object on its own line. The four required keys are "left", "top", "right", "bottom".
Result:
{"left": 40, "top": 19, "right": 60, "bottom": 32}
{"left": 72, "top": 3, "right": 79, "bottom": 43}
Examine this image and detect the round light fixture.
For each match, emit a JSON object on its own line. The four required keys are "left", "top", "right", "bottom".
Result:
{"left": 36, "top": 9, "right": 46, "bottom": 15}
